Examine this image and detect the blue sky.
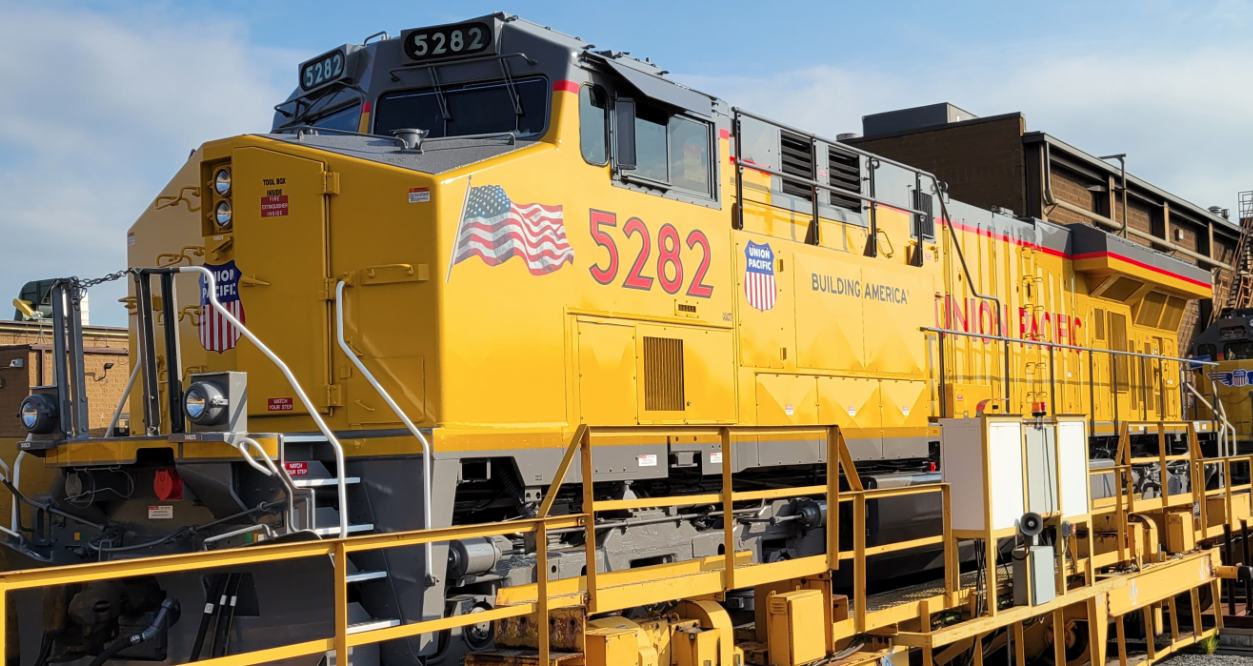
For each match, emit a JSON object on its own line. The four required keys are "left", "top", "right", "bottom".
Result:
{"left": 2, "top": 0, "right": 1252, "bottom": 326}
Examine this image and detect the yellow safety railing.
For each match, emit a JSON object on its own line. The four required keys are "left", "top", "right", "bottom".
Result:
{"left": 0, "top": 424, "right": 955, "bottom": 666}
{"left": 1088, "top": 420, "right": 1253, "bottom": 565}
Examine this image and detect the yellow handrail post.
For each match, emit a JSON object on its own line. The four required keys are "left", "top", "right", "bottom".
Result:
{"left": 826, "top": 426, "right": 839, "bottom": 572}
{"left": 537, "top": 424, "right": 587, "bottom": 519}
{"left": 0, "top": 580, "right": 7, "bottom": 666}
{"left": 942, "top": 485, "right": 957, "bottom": 601}
{"left": 334, "top": 540, "right": 349, "bottom": 666}
{"left": 1189, "top": 423, "right": 1209, "bottom": 533}
{"left": 721, "top": 427, "right": 736, "bottom": 591}
{"left": 537, "top": 519, "right": 550, "bottom": 666}
{"left": 580, "top": 427, "right": 597, "bottom": 613}
{"left": 854, "top": 494, "right": 866, "bottom": 632}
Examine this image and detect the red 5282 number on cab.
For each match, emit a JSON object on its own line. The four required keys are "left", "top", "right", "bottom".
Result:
{"left": 587, "top": 210, "right": 713, "bottom": 298}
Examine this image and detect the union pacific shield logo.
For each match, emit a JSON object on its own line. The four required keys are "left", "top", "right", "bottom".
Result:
{"left": 744, "top": 241, "right": 776, "bottom": 312}
{"left": 199, "top": 261, "right": 245, "bottom": 353}
{"left": 1210, "top": 369, "right": 1250, "bottom": 387}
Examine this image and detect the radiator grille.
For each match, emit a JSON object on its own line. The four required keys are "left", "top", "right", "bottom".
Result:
{"left": 1093, "top": 308, "right": 1106, "bottom": 341}
{"left": 780, "top": 132, "right": 814, "bottom": 201}
{"left": 643, "top": 337, "right": 685, "bottom": 411}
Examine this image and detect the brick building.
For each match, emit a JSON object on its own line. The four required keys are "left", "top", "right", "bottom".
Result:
{"left": 0, "top": 319, "right": 129, "bottom": 438}
{"left": 846, "top": 103, "right": 1239, "bottom": 350}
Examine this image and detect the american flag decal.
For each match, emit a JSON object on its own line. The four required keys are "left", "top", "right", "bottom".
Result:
{"left": 744, "top": 241, "right": 777, "bottom": 312}
{"left": 199, "top": 261, "right": 245, "bottom": 353}
{"left": 450, "top": 185, "right": 573, "bottom": 276}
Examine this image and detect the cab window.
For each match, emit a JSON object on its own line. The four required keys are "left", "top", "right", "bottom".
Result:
{"left": 615, "top": 100, "right": 712, "bottom": 199}
{"left": 579, "top": 84, "right": 608, "bottom": 165}
{"left": 1223, "top": 342, "right": 1253, "bottom": 360}
{"left": 374, "top": 76, "right": 549, "bottom": 139}
{"left": 1195, "top": 343, "right": 1216, "bottom": 360}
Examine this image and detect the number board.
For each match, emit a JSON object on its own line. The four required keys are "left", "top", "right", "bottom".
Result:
{"left": 401, "top": 21, "right": 494, "bottom": 63}
{"left": 299, "top": 46, "right": 354, "bottom": 93}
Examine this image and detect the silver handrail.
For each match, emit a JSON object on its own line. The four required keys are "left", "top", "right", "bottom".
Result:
{"left": 105, "top": 351, "right": 141, "bottom": 437}
{"left": 182, "top": 266, "right": 350, "bottom": 538}
{"left": 335, "top": 281, "right": 436, "bottom": 582}
{"left": 1184, "top": 382, "right": 1236, "bottom": 456}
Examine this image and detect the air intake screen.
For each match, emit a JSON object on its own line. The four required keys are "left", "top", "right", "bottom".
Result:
{"left": 643, "top": 337, "right": 685, "bottom": 411}
{"left": 1103, "top": 277, "right": 1143, "bottom": 302}
{"left": 1161, "top": 296, "right": 1187, "bottom": 332}
{"left": 780, "top": 132, "right": 814, "bottom": 201}
{"left": 1136, "top": 292, "right": 1168, "bottom": 327}
{"left": 828, "top": 147, "right": 861, "bottom": 211}
{"left": 1093, "top": 308, "right": 1106, "bottom": 341}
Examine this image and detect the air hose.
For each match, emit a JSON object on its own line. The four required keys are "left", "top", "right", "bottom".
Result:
{"left": 189, "top": 574, "right": 228, "bottom": 661}
{"left": 87, "top": 597, "right": 181, "bottom": 666}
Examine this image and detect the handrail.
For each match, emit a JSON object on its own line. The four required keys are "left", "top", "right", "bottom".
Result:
{"left": 1184, "top": 381, "right": 1236, "bottom": 454}
{"left": 923, "top": 326, "right": 1217, "bottom": 365}
{"left": 335, "top": 280, "right": 436, "bottom": 580}
{"left": 182, "top": 266, "right": 349, "bottom": 538}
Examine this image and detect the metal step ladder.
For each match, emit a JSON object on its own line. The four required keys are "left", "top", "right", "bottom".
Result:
{"left": 276, "top": 447, "right": 402, "bottom": 663}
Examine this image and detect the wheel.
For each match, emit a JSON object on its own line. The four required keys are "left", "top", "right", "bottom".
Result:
{"left": 463, "top": 603, "right": 494, "bottom": 651}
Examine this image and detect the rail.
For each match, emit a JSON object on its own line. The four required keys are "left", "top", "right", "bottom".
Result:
{"left": 334, "top": 280, "right": 436, "bottom": 577}
{"left": 923, "top": 325, "right": 1218, "bottom": 432}
{"left": 729, "top": 108, "right": 938, "bottom": 248}
{"left": 1088, "top": 421, "right": 1253, "bottom": 562}
{"left": 184, "top": 266, "right": 350, "bottom": 537}
{"left": 0, "top": 424, "right": 954, "bottom": 666}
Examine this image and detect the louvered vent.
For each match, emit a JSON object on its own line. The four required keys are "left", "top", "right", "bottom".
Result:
{"left": 912, "top": 190, "right": 935, "bottom": 239}
{"left": 1093, "top": 308, "right": 1106, "bottom": 341}
{"left": 1161, "top": 297, "right": 1187, "bottom": 331}
{"left": 1110, "top": 312, "right": 1129, "bottom": 392}
{"left": 644, "top": 337, "right": 685, "bottom": 411}
{"left": 828, "top": 147, "right": 861, "bottom": 211}
{"left": 1136, "top": 292, "right": 1168, "bottom": 327}
{"left": 780, "top": 132, "right": 814, "bottom": 200}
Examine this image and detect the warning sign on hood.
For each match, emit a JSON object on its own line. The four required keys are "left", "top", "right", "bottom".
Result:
{"left": 267, "top": 397, "right": 294, "bottom": 412}
{"left": 261, "top": 195, "right": 289, "bottom": 217}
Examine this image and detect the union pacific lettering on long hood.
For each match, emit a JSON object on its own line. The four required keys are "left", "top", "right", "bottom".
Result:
{"left": 936, "top": 294, "right": 1084, "bottom": 345}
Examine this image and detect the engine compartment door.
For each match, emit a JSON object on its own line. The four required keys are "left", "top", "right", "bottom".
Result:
{"left": 232, "top": 147, "right": 332, "bottom": 416}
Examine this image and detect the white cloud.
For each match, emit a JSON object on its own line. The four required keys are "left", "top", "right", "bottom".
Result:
{"left": 0, "top": 2, "right": 299, "bottom": 326}
{"left": 683, "top": 42, "right": 1253, "bottom": 221}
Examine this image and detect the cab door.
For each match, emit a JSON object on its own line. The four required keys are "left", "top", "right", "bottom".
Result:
{"left": 232, "top": 147, "right": 333, "bottom": 416}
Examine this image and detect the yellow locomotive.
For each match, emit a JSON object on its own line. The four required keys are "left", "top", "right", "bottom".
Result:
{"left": 5, "top": 13, "right": 1218, "bottom": 666}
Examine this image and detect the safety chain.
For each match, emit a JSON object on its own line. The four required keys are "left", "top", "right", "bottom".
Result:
{"left": 64, "top": 269, "right": 135, "bottom": 303}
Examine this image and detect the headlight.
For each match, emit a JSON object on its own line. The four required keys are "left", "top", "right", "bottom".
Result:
{"left": 214, "top": 168, "right": 232, "bottom": 196}
{"left": 185, "top": 381, "right": 228, "bottom": 426}
{"left": 19, "top": 394, "right": 58, "bottom": 434}
{"left": 215, "top": 201, "right": 233, "bottom": 228}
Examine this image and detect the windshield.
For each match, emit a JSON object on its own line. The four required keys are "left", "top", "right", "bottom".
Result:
{"left": 309, "top": 105, "right": 362, "bottom": 132}
{"left": 373, "top": 77, "right": 549, "bottom": 139}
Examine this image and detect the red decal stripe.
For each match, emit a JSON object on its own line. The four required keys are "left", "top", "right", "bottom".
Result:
{"left": 361, "top": 101, "right": 372, "bottom": 114}
{"left": 940, "top": 219, "right": 1208, "bottom": 288}
{"left": 553, "top": 80, "right": 580, "bottom": 94}
{"left": 718, "top": 128, "right": 730, "bottom": 140}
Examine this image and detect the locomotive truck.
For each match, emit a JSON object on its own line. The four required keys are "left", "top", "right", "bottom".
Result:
{"left": 6, "top": 13, "right": 1216, "bottom": 666}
